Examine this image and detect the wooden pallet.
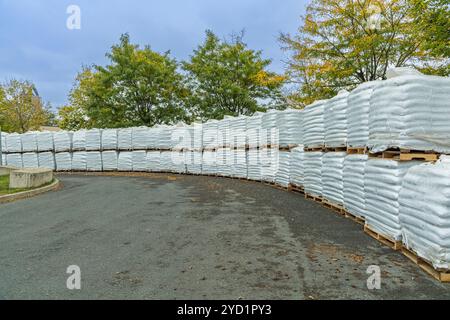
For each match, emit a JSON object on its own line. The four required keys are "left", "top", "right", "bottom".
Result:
{"left": 304, "top": 146, "right": 324, "bottom": 152}
{"left": 347, "top": 147, "right": 368, "bottom": 155}
{"left": 322, "top": 199, "right": 346, "bottom": 215}
{"left": 289, "top": 184, "right": 305, "bottom": 195}
{"left": 401, "top": 247, "right": 450, "bottom": 282}
{"left": 369, "top": 149, "right": 439, "bottom": 162}
{"left": 344, "top": 210, "right": 365, "bottom": 226}
{"left": 305, "top": 193, "right": 323, "bottom": 203}
{"left": 364, "top": 224, "right": 402, "bottom": 250}
{"left": 324, "top": 146, "right": 347, "bottom": 153}
{"left": 279, "top": 144, "right": 298, "bottom": 151}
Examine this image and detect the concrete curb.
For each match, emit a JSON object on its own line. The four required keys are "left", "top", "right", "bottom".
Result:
{"left": 0, "top": 179, "right": 61, "bottom": 204}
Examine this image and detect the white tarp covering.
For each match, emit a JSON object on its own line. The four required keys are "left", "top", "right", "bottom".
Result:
{"left": 86, "top": 129, "right": 102, "bottom": 151}
{"left": 275, "top": 151, "right": 290, "bottom": 187}
{"left": 261, "top": 110, "right": 279, "bottom": 147}
{"left": 37, "top": 132, "right": 54, "bottom": 152}
{"left": 343, "top": 154, "right": 368, "bottom": 218}
{"left": 101, "top": 129, "right": 118, "bottom": 150}
{"left": 146, "top": 151, "right": 161, "bottom": 172}
{"left": 118, "top": 151, "right": 133, "bottom": 171}
{"left": 21, "top": 132, "right": 38, "bottom": 152}
{"left": 364, "top": 159, "right": 420, "bottom": 240}
{"left": 201, "top": 150, "right": 216, "bottom": 175}
{"left": 303, "top": 100, "right": 326, "bottom": 148}
{"left": 247, "top": 149, "right": 261, "bottom": 181}
{"left": 347, "top": 81, "right": 379, "bottom": 148}
{"left": 55, "top": 152, "right": 72, "bottom": 171}
{"left": 118, "top": 128, "right": 133, "bottom": 150}
{"left": 304, "top": 151, "right": 323, "bottom": 197}
{"left": 324, "top": 90, "right": 349, "bottom": 148}
{"left": 247, "top": 112, "right": 263, "bottom": 149}
{"left": 6, "top": 133, "right": 22, "bottom": 153}
{"left": 102, "top": 151, "right": 118, "bottom": 171}
{"left": 38, "top": 152, "right": 55, "bottom": 170}
{"left": 72, "top": 152, "right": 87, "bottom": 171}
{"left": 6, "top": 153, "right": 23, "bottom": 168}
{"left": 231, "top": 149, "right": 247, "bottom": 179}
{"left": 277, "top": 109, "right": 303, "bottom": 147}
{"left": 399, "top": 156, "right": 450, "bottom": 269}
{"left": 22, "top": 152, "right": 39, "bottom": 168}
{"left": 53, "top": 131, "right": 72, "bottom": 152}
{"left": 369, "top": 69, "right": 450, "bottom": 153}
{"left": 203, "top": 120, "right": 218, "bottom": 150}
{"left": 72, "top": 130, "right": 87, "bottom": 151}
{"left": 86, "top": 152, "right": 103, "bottom": 171}
{"left": 289, "top": 146, "right": 304, "bottom": 187}
{"left": 260, "top": 148, "right": 278, "bottom": 183}
{"left": 185, "top": 151, "right": 202, "bottom": 174}
{"left": 132, "top": 151, "right": 147, "bottom": 171}
{"left": 322, "top": 152, "right": 346, "bottom": 205}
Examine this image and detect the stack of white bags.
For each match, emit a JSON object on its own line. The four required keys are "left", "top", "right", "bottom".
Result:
{"left": 247, "top": 149, "right": 261, "bottom": 181}
{"left": 324, "top": 90, "right": 349, "bottom": 148}
{"left": 275, "top": 151, "right": 290, "bottom": 187}
{"left": 303, "top": 100, "right": 325, "bottom": 148}
{"left": 277, "top": 109, "right": 303, "bottom": 148}
{"left": 322, "top": 152, "right": 346, "bottom": 205}
{"left": 289, "top": 146, "right": 304, "bottom": 187}
{"left": 343, "top": 154, "right": 368, "bottom": 218}
{"left": 247, "top": 112, "right": 263, "bottom": 149}
{"left": 304, "top": 152, "right": 323, "bottom": 197}
{"left": 261, "top": 110, "right": 278, "bottom": 147}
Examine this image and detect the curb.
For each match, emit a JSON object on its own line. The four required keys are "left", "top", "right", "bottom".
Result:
{"left": 0, "top": 179, "right": 62, "bottom": 204}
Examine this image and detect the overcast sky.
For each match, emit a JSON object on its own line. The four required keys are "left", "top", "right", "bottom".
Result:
{"left": 0, "top": 0, "right": 307, "bottom": 108}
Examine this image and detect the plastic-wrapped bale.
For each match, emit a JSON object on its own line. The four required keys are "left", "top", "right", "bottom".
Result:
{"left": 289, "top": 146, "right": 304, "bottom": 187}
{"left": 203, "top": 120, "right": 218, "bottom": 150}
{"left": 275, "top": 151, "right": 290, "bottom": 188}
{"left": 324, "top": 90, "right": 349, "bottom": 148}
{"left": 118, "top": 128, "right": 133, "bottom": 151}
{"left": 118, "top": 151, "right": 133, "bottom": 171}
{"left": 72, "top": 130, "right": 87, "bottom": 151}
{"left": 38, "top": 152, "right": 55, "bottom": 170}
{"left": 72, "top": 152, "right": 87, "bottom": 171}
{"left": 364, "top": 159, "right": 420, "bottom": 241}
{"left": 53, "top": 131, "right": 72, "bottom": 152}
{"left": 192, "top": 122, "right": 203, "bottom": 150}
{"left": 86, "top": 129, "right": 102, "bottom": 151}
{"left": 304, "top": 152, "right": 323, "bottom": 197}
{"left": 230, "top": 116, "right": 247, "bottom": 149}
{"left": 6, "top": 133, "right": 22, "bottom": 153}
{"left": 277, "top": 109, "right": 303, "bottom": 148}
{"left": 261, "top": 110, "right": 279, "bottom": 147}
{"left": 132, "top": 151, "right": 147, "bottom": 171}
{"left": 347, "top": 81, "right": 379, "bottom": 148}
{"left": 247, "top": 112, "right": 264, "bottom": 149}
{"left": 131, "top": 127, "right": 150, "bottom": 150}
{"left": 55, "top": 152, "right": 72, "bottom": 171}
{"left": 102, "top": 151, "right": 118, "bottom": 171}
{"left": 399, "top": 156, "right": 450, "bottom": 270}
{"left": 21, "top": 132, "right": 38, "bottom": 152}
{"left": 86, "top": 152, "right": 103, "bottom": 171}
{"left": 303, "top": 100, "right": 326, "bottom": 148}
{"left": 146, "top": 151, "right": 160, "bottom": 172}
{"left": 260, "top": 148, "right": 278, "bottom": 183}
{"left": 172, "top": 150, "right": 186, "bottom": 173}
{"left": 247, "top": 149, "right": 261, "bottom": 181}
{"left": 217, "top": 116, "right": 232, "bottom": 148}
{"left": 322, "top": 152, "right": 346, "bottom": 205}
{"left": 231, "top": 149, "right": 247, "bottom": 179}
{"left": 159, "top": 151, "right": 172, "bottom": 172}
{"left": 369, "top": 68, "right": 450, "bottom": 153}
{"left": 172, "top": 123, "right": 189, "bottom": 150}
{"left": 185, "top": 151, "right": 202, "bottom": 174}
{"left": 147, "top": 127, "right": 160, "bottom": 150}
{"left": 202, "top": 150, "right": 216, "bottom": 175}
{"left": 101, "top": 129, "right": 118, "bottom": 150}
{"left": 216, "top": 147, "right": 232, "bottom": 176}
{"left": 22, "top": 152, "right": 39, "bottom": 168}
{"left": 36, "top": 132, "right": 54, "bottom": 152}
{"left": 6, "top": 153, "right": 23, "bottom": 168}
{"left": 158, "top": 125, "right": 173, "bottom": 150}
{"left": 343, "top": 154, "right": 368, "bottom": 218}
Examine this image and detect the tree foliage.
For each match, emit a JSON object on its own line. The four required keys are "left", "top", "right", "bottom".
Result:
{"left": 66, "top": 34, "right": 190, "bottom": 129}
{"left": 0, "top": 79, "right": 53, "bottom": 133}
{"left": 280, "top": 0, "right": 449, "bottom": 106}
{"left": 183, "top": 30, "right": 286, "bottom": 120}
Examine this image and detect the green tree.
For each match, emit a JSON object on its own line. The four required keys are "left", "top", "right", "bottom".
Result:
{"left": 0, "top": 79, "right": 51, "bottom": 133}
{"left": 280, "top": 0, "right": 449, "bottom": 106}
{"left": 57, "top": 105, "right": 89, "bottom": 131}
{"left": 183, "top": 30, "right": 286, "bottom": 120}
{"left": 69, "top": 34, "right": 190, "bottom": 128}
